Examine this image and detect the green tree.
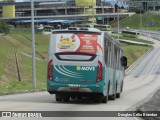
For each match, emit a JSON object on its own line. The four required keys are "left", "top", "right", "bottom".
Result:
{"left": 0, "top": 20, "right": 10, "bottom": 34}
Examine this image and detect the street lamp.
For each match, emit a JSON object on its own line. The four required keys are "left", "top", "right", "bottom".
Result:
{"left": 117, "top": 0, "right": 120, "bottom": 40}
{"left": 92, "top": 0, "right": 94, "bottom": 25}
{"left": 31, "top": 0, "right": 36, "bottom": 89}
{"left": 102, "top": 0, "right": 105, "bottom": 24}
{"left": 65, "top": 0, "right": 67, "bottom": 15}
{"left": 140, "top": 7, "right": 142, "bottom": 30}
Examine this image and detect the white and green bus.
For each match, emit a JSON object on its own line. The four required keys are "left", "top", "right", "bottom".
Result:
{"left": 47, "top": 28, "right": 127, "bottom": 103}
{"left": 84, "top": 24, "right": 111, "bottom": 31}
{"left": 94, "top": 24, "right": 111, "bottom": 31}
{"left": 122, "top": 30, "right": 140, "bottom": 38}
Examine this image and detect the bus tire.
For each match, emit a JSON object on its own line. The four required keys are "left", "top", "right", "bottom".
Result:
{"left": 110, "top": 85, "right": 117, "bottom": 100}
{"left": 77, "top": 96, "right": 82, "bottom": 99}
{"left": 101, "top": 96, "right": 108, "bottom": 103}
{"left": 94, "top": 96, "right": 101, "bottom": 103}
{"left": 116, "top": 93, "right": 120, "bottom": 98}
{"left": 94, "top": 99, "right": 101, "bottom": 103}
{"left": 55, "top": 94, "right": 62, "bottom": 102}
{"left": 63, "top": 95, "right": 70, "bottom": 102}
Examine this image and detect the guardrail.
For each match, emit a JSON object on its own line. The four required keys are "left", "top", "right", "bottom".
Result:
{"left": 125, "top": 46, "right": 153, "bottom": 75}
{"left": 135, "top": 30, "right": 160, "bottom": 41}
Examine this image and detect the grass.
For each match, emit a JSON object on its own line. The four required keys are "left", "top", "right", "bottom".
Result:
{"left": 0, "top": 45, "right": 10, "bottom": 80}
{"left": 120, "top": 13, "right": 160, "bottom": 31}
{"left": 0, "top": 29, "right": 49, "bottom": 92}
{"left": 0, "top": 29, "right": 151, "bottom": 92}
{"left": 122, "top": 43, "right": 150, "bottom": 66}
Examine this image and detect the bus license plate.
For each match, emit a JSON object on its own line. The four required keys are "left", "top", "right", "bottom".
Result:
{"left": 70, "top": 87, "right": 79, "bottom": 91}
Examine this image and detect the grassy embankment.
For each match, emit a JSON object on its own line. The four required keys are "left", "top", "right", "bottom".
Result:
{"left": 120, "top": 13, "right": 160, "bottom": 31}
{"left": 0, "top": 29, "right": 151, "bottom": 92}
{"left": 0, "top": 29, "right": 49, "bottom": 92}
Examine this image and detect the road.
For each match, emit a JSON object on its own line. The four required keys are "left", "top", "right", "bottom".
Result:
{"left": 0, "top": 36, "right": 160, "bottom": 120}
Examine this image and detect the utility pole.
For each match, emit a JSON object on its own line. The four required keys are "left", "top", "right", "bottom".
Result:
{"left": 92, "top": 0, "right": 94, "bottom": 25}
{"left": 117, "top": 0, "right": 120, "bottom": 40}
{"left": 102, "top": 0, "right": 104, "bottom": 24}
{"left": 140, "top": 8, "right": 142, "bottom": 30}
{"left": 31, "top": 0, "right": 36, "bottom": 89}
{"left": 65, "top": 0, "right": 67, "bottom": 15}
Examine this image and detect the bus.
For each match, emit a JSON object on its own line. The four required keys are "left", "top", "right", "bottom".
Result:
{"left": 94, "top": 24, "right": 111, "bottom": 31}
{"left": 122, "top": 30, "right": 140, "bottom": 38}
{"left": 84, "top": 24, "right": 111, "bottom": 31}
{"left": 47, "top": 28, "right": 127, "bottom": 103}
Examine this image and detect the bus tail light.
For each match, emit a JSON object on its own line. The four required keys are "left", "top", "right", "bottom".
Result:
{"left": 97, "top": 60, "right": 102, "bottom": 82}
{"left": 48, "top": 59, "right": 53, "bottom": 80}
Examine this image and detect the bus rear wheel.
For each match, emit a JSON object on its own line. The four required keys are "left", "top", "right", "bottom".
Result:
{"left": 101, "top": 96, "right": 108, "bottom": 103}
{"left": 116, "top": 93, "right": 120, "bottom": 98}
{"left": 110, "top": 92, "right": 116, "bottom": 100}
{"left": 62, "top": 95, "right": 70, "bottom": 102}
{"left": 94, "top": 96, "right": 101, "bottom": 103}
{"left": 55, "top": 94, "right": 63, "bottom": 102}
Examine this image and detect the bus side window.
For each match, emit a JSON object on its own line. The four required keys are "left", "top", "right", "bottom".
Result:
{"left": 105, "top": 34, "right": 113, "bottom": 67}
{"left": 109, "top": 41, "right": 113, "bottom": 67}
{"left": 118, "top": 49, "right": 120, "bottom": 69}
{"left": 120, "top": 50, "right": 124, "bottom": 69}
{"left": 114, "top": 46, "right": 118, "bottom": 69}
{"left": 104, "top": 38, "right": 109, "bottom": 66}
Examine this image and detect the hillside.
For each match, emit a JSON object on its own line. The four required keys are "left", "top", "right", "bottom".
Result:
{"left": 120, "top": 13, "right": 160, "bottom": 31}
{"left": 0, "top": 30, "right": 49, "bottom": 92}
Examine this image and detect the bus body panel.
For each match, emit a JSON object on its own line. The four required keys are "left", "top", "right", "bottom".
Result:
{"left": 47, "top": 30, "right": 125, "bottom": 101}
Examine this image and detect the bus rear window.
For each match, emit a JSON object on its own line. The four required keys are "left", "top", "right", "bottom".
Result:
{"left": 55, "top": 33, "right": 100, "bottom": 55}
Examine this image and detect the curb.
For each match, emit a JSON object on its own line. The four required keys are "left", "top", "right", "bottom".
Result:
{"left": 125, "top": 46, "right": 154, "bottom": 75}
{"left": 125, "top": 87, "right": 160, "bottom": 120}
{"left": 0, "top": 89, "right": 47, "bottom": 96}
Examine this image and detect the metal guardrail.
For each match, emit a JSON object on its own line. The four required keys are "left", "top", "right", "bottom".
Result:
{"left": 137, "top": 30, "right": 160, "bottom": 41}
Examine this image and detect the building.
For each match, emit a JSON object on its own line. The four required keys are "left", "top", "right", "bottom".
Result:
{"left": 0, "top": 0, "right": 129, "bottom": 24}
{"left": 127, "top": 0, "right": 160, "bottom": 11}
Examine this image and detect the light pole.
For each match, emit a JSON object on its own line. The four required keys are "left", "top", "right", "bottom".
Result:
{"left": 140, "top": 8, "right": 142, "bottom": 30}
{"left": 92, "top": 0, "right": 94, "bottom": 25}
{"left": 65, "top": 0, "right": 67, "bottom": 15}
{"left": 117, "top": 0, "right": 120, "bottom": 40}
{"left": 102, "top": 0, "right": 105, "bottom": 24}
{"left": 31, "top": 0, "right": 36, "bottom": 89}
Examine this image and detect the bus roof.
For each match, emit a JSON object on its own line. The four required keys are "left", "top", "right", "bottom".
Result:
{"left": 52, "top": 27, "right": 101, "bottom": 33}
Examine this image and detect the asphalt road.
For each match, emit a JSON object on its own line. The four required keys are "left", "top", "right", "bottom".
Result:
{"left": 0, "top": 36, "right": 160, "bottom": 120}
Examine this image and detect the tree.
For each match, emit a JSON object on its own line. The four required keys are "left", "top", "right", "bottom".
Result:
{"left": 0, "top": 20, "right": 10, "bottom": 34}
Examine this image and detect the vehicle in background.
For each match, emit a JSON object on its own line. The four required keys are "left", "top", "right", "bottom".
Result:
{"left": 85, "top": 24, "right": 111, "bottom": 31}
{"left": 122, "top": 30, "right": 140, "bottom": 38}
{"left": 94, "top": 24, "right": 111, "bottom": 31}
{"left": 47, "top": 27, "right": 127, "bottom": 103}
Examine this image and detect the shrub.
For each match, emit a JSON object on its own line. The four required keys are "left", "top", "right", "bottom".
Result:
{"left": 0, "top": 20, "right": 10, "bottom": 34}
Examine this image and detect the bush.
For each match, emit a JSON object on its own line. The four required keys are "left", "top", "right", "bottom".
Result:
{"left": 0, "top": 20, "right": 10, "bottom": 34}
{"left": 128, "top": 7, "right": 145, "bottom": 14}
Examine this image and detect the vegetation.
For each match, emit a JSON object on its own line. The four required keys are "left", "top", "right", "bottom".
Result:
{"left": 0, "top": 29, "right": 150, "bottom": 92}
{"left": 0, "top": 29, "right": 49, "bottom": 92}
{"left": 120, "top": 13, "right": 160, "bottom": 31}
{"left": 122, "top": 43, "right": 150, "bottom": 66}
{"left": 0, "top": 20, "right": 10, "bottom": 34}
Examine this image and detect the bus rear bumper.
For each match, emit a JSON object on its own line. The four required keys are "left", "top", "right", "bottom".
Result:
{"left": 47, "top": 80, "right": 104, "bottom": 95}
